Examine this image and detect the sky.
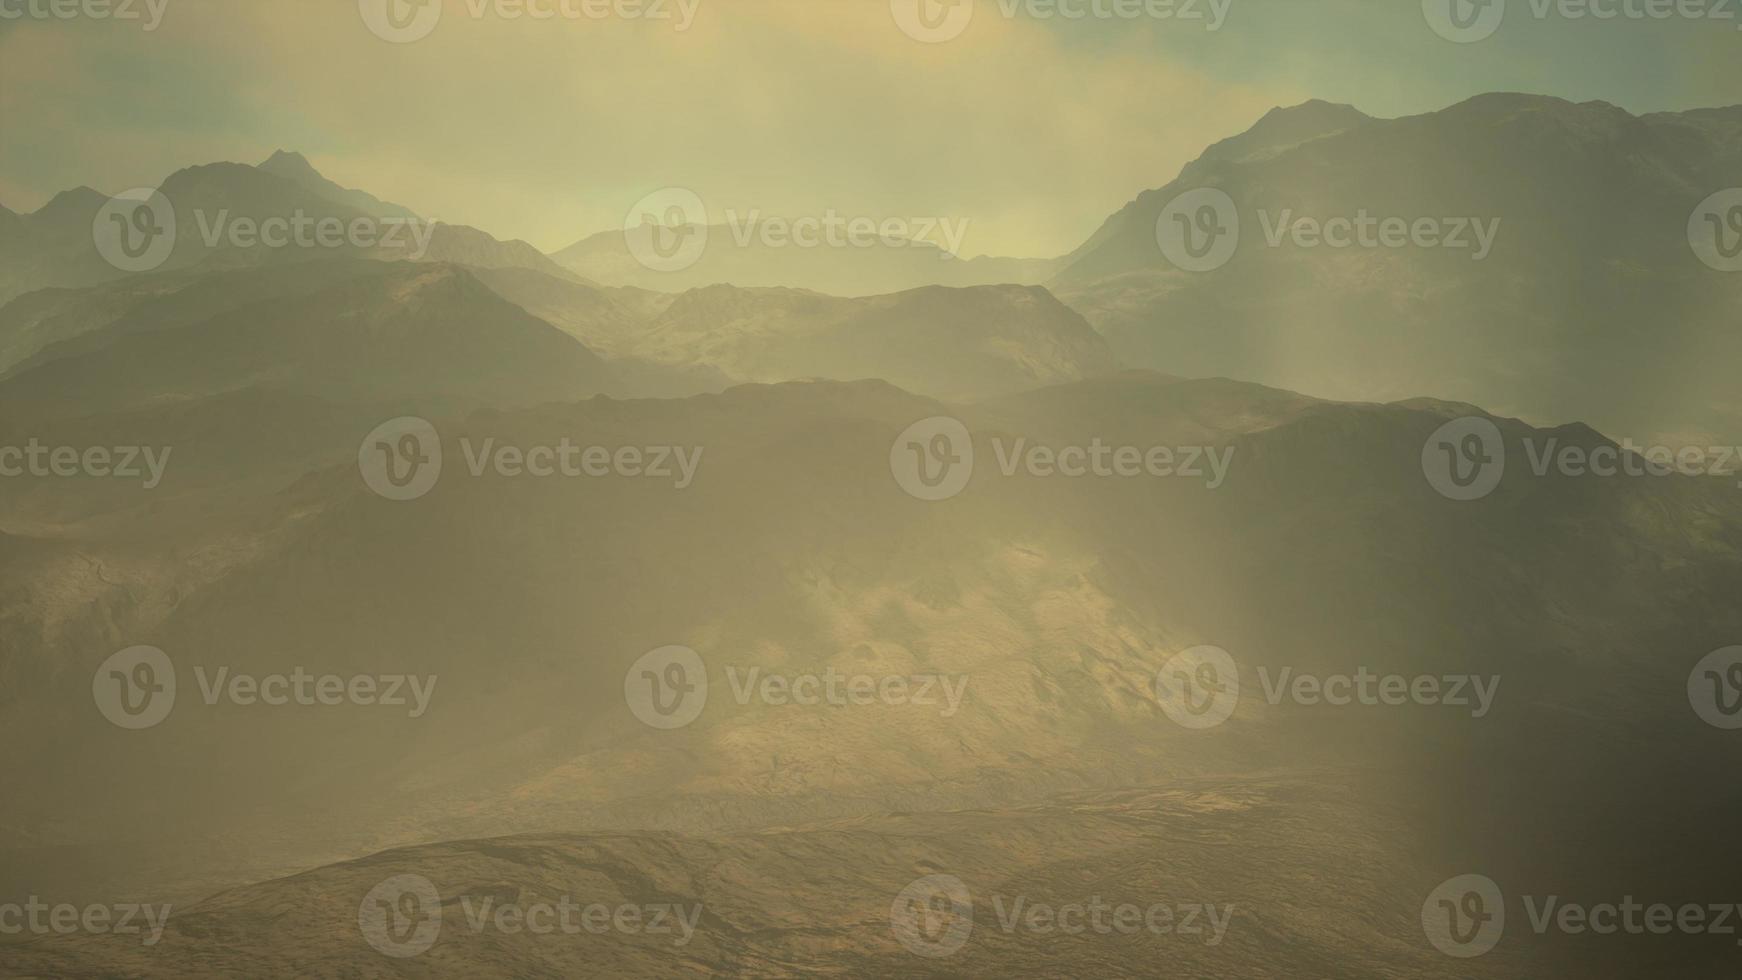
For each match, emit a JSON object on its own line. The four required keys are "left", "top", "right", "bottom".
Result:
{"left": 1, "top": 0, "right": 1736, "bottom": 258}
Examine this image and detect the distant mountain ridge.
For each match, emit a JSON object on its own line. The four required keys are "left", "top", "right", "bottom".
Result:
{"left": 477, "top": 268, "right": 1118, "bottom": 401}
{"left": 256, "top": 149, "right": 422, "bottom": 221}
{"left": 1047, "top": 93, "right": 1742, "bottom": 445}
{"left": 554, "top": 221, "right": 1058, "bottom": 296}
{"left": 0, "top": 152, "right": 583, "bottom": 305}
{"left": 4, "top": 92, "right": 1740, "bottom": 439}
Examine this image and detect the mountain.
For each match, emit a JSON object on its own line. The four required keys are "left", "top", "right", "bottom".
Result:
{"left": 155, "top": 160, "right": 584, "bottom": 281}
{"left": 2, "top": 373, "right": 1738, "bottom": 962}
{"left": 476, "top": 267, "right": 1118, "bottom": 401}
{"left": 0, "top": 259, "right": 737, "bottom": 532}
{"left": 468, "top": 265, "right": 653, "bottom": 356}
{"left": 256, "top": 149, "right": 421, "bottom": 220}
{"left": 6, "top": 98, "right": 1742, "bottom": 979}
{"left": 251, "top": 149, "right": 607, "bottom": 282}
{"left": 0, "top": 188, "right": 133, "bottom": 305}
{"left": 555, "top": 222, "right": 1057, "bottom": 296}
{"left": 18, "top": 186, "right": 110, "bottom": 240}
{"left": 0, "top": 269, "right": 206, "bottom": 376}
{"left": 0, "top": 154, "right": 586, "bottom": 307}
{"left": 1193, "top": 98, "right": 1371, "bottom": 167}
{"left": 637, "top": 282, "right": 1116, "bottom": 400}
{"left": 415, "top": 221, "right": 584, "bottom": 281}
{"left": 15, "top": 772, "right": 1717, "bottom": 978}
{"left": 0, "top": 261, "right": 624, "bottom": 426}
{"left": 1050, "top": 94, "right": 1742, "bottom": 446}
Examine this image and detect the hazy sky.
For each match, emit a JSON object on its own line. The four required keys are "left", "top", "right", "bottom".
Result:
{"left": 2, "top": 0, "right": 1735, "bottom": 257}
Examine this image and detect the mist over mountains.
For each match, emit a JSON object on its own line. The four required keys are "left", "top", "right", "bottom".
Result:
{"left": 7, "top": 92, "right": 1734, "bottom": 445}
{"left": 1050, "top": 93, "right": 1742, "bottom": 446}
{"left": 3, "top": 88, "right": 1741, "bottom": 979}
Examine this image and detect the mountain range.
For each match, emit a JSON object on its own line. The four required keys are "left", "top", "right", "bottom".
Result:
{"left": 10, "top": 92, "right": 1735, "bottom": 446}
{"left": 1049, "top": 94, "right": 1742, "bottom": 446}
{"left": 3, "top": 92, "right": 1741, "bottom": 978}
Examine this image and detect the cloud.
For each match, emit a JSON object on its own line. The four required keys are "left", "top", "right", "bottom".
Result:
{"left": 3, "top": 0, "right": 1731, "bottom": 256}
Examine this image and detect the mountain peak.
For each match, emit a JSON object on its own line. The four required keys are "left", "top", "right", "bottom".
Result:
{"left": 1440, "top": 91, "right": 1634, "bottom": 122}
{"left": 1187, "top": 99, "right": 1372, "bottom": 171}
{"left": 259, "top": 149, "right": 323, "bottom": 180}
{"left": 1258, "top": 98, "right": 1369, "bottom": 128}
{"left": 30, "top": 186, "right": 109, "bottom": 220}
{"left": 253, "top": 150, "right": 422, "bottom": 222}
